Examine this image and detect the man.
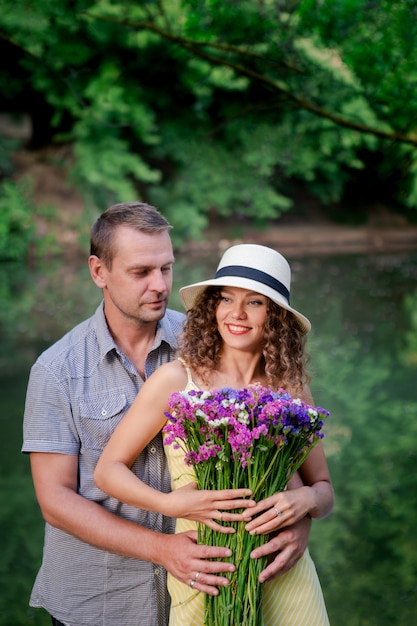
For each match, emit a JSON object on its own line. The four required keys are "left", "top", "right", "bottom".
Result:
{"left": 23, "top": 202, "right": 311, "bottom": 626}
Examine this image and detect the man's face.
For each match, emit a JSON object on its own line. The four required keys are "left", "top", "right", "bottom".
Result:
{"left": 98, "top": 226, "right": 175, "bottom": 326}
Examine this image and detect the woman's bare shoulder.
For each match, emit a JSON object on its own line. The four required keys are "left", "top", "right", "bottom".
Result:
{"left": 146, "top": 359, "right": 188, "bottom": 388}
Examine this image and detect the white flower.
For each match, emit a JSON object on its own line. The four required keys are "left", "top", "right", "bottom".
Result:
{"left": 238, "top": 411, "right": 249, "bottom": 423}
{"left": 211, "top": 417, "right": 230, "bottom": 427}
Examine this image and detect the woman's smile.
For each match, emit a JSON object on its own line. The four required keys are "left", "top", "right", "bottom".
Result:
{"left": 226, "top": 323, "right": 252, "bottom": 335}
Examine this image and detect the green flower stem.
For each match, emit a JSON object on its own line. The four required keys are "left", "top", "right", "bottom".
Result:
{"left": 203, "top": 522, "right": 265, "bottom": 626}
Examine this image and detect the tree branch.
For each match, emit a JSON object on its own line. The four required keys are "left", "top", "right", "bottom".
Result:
{"left": 82, "top": 12, "right": 417, "bottom": 147}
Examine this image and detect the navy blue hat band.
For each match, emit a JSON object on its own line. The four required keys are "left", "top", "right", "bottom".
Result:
{"left": 215, "top": 265, "right": 290, "bottom": 303}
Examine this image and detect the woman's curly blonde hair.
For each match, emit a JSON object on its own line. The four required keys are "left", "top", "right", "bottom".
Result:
{"left": 178, "top": 287, "right": 310, "bottom": 393}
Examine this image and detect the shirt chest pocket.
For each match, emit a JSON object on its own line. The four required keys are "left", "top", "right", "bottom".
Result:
{"left": 79, "top": 392, "right": 128, "bottom": 450}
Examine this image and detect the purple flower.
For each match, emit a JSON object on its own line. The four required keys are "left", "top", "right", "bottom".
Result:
{"left": 163, "top": 385, "right": 329, "bottom": 475}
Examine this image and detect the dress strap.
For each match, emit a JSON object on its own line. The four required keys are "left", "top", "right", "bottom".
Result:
{"left": 177, "top": 357, "right": 200, "bottom": 391}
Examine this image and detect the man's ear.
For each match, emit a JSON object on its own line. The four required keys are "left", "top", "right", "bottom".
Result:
{"left": 89, "top": 255, "right": 107, "bottom": 288}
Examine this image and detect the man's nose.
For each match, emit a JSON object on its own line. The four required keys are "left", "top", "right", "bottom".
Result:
{"left": 149, "top": 270, "right": 167, "bottom": 292}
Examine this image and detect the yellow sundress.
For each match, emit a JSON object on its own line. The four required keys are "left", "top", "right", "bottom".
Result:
{"left": 163, "top": 361, "right": 330, "bottom": 625}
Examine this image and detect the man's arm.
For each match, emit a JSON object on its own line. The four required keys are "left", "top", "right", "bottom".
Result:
{"left": 30, "top": 452, "right": 235, "bottom": 596}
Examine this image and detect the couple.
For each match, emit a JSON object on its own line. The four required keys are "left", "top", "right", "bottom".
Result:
{"left": 23, "top": 201, "right": 333, "bottom": 626}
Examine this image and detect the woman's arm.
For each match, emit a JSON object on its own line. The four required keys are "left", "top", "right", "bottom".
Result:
{"left": 94, "top": 363, "right": 176, "bottom": 510}
{"left": 94, "top": 362, "right": 254, "bottom": 529}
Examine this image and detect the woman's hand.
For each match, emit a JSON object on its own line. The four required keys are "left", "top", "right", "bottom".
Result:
{"left": 166, "top": 483, "right": 256, "bottom": 533}
{"left": 243, "top": 444, "right": 334, "bottom": 536}
{"left": 242, "top": 486, "right": 315, "bottom": 536}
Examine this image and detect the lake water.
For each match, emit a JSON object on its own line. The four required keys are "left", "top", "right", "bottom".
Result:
{"left": 1, "top": 247, "right": 417, "bottom": 625}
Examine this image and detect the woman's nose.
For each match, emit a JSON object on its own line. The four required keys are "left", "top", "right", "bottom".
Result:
{"left": 231, "top": 303, "right": 246, "bottom": 318}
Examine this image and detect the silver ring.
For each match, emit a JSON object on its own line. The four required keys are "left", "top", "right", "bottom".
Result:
{"left": 190, "top": 579, "right": 196, "bottom": 588}
{"left": 195, "top": 572, "right": 200, "bottom": 580}
{"left": 274, "top": 506, "right": 283, "bottom": 517}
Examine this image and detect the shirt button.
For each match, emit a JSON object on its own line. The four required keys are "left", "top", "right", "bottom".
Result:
{"left": 150, "top": 446, "right": 156, "bottom": 454}
{"left": 101, "top": 409, "right": 107, "bottom": 416}
{"left": 154, "top": 568, "right": 160, "bottom": 576}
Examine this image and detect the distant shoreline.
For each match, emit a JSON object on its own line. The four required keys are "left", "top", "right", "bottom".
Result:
{"left": 12, "top": 147, "right": 417, "bottom": 259}
{"left": 184, "top": 222, "right": 417, "bottom": 256}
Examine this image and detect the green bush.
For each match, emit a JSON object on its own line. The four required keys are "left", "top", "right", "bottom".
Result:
{"left": 0, "top": 181, "right": 35, "bottom": 262}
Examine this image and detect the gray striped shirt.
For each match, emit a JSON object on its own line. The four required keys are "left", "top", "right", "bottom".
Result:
{"left": 22, "top": 303, "right": 185, "bottom": 626}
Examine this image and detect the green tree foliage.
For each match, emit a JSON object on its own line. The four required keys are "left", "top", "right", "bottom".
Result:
{"left": 0, "top": 0, "right": 417, "bottom": 251}
{"left": 305, "top": 252, "right": 417, "bottom": 625}
{"left": 0, "top": 180, "right": 35, "bottom": 261}
{"left": 311, "top": 335, "right": 417, "bottom": 624}
{"left": 402, "top": 290, "right": 417, "bottom": 367}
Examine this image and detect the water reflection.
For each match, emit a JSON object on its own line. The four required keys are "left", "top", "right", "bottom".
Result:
{"left": 1, "top": 250, "right": 417, "bottom": 625}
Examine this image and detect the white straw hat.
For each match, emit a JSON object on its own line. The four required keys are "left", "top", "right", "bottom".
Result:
{"left": 179, "top": 244, "right": 311, "bottom": 333}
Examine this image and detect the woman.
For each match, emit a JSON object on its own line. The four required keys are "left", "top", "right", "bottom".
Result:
{"left": 95, "top": 243, "right": 334, "bottom": 625}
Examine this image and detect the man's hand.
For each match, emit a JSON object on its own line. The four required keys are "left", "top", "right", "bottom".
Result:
{"left": 157, "top": 530, "right": 236, "bottom": 596}
{"left": 250, "top": 516, "right": 311, "bottom": 583}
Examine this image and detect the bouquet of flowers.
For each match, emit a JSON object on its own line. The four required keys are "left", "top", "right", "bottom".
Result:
{"left": 163, "top": 385, "right": 329, "bottom": 626}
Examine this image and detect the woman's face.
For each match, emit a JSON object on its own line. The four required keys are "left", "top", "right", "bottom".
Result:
{"left": 215, "top": 286, "right": 268, "bottom": 353}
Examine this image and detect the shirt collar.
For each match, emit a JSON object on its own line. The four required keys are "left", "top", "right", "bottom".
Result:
{"left": 93, "top": 301, "right": 178, "bottom": 358}
{"left": 93, "top": 302, "right": 118, "bottom": 359}
{"left": 154, "top": 310, "right": 179, "bottom": 352}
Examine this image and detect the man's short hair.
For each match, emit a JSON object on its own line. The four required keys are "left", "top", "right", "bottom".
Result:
{"left": 90, "top": 201, "right": 172, "bottom": 267}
